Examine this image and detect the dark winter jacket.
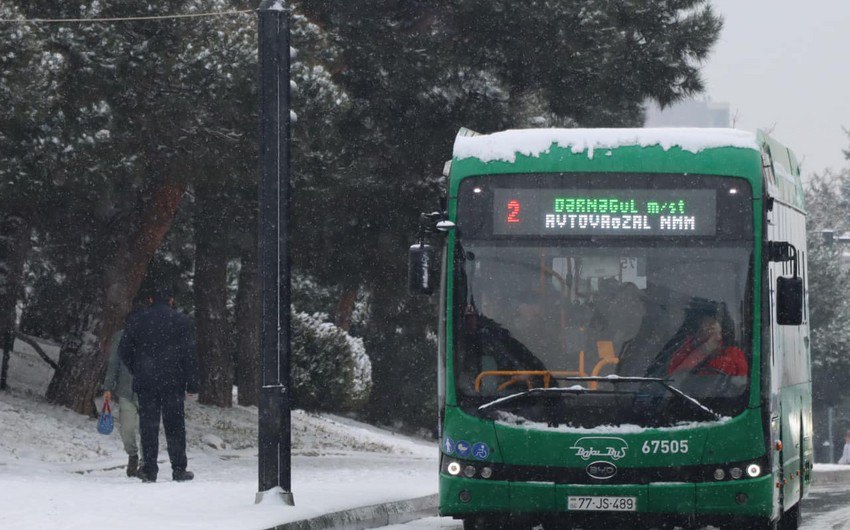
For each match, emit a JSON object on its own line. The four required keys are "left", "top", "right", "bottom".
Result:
{"left": 119, "top": 302, "right": 200, "bottom": 395}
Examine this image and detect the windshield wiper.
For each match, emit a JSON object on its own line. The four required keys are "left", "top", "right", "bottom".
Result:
{"left": 651, "top": 379, "right": 722, "bottom": 421}
{"left": 478, "top": 386, "right": 591, "bottom": 412}
{"left": 478, "top": 376, "right": 721, "bottom": 421}
{"left": 563, "top": 376, "right": 722, "bottom": 421}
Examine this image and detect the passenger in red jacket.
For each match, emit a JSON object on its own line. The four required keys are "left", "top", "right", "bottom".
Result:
{"left": 667, "top": 314, "right": 748, "bottom": 377}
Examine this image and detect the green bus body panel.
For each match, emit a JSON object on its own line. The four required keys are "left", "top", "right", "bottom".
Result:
{"left": 449, "top": 143, "right": 764, "bottom": 195}
{"left": 442, "top": 403, "right": 767, "bottom": 465}
{"left": 438, "top": 129, "right": 811, "bottom": 521}
{"left": 441, "top": 405, "right": 773, "bottom": 518}
{"left": 443, "top": 405, "right": 767, "bottom": 468}
{"left": 495, "top": 409, "right": 766, "bottom": 468}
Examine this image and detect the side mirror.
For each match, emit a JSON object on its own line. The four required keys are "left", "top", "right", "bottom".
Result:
{"left": 408, "top": 244, "right": 438, "bottom": 296}
{"left": 776, "top": 276, "right": 803, "bottom": 326}
{"left": 768, "top": 241, "right": 803, "bottom": 326}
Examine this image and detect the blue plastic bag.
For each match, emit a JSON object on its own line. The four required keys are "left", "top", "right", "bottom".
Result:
{"left": 97, "top": 400, "right": 113, "bottom": 435}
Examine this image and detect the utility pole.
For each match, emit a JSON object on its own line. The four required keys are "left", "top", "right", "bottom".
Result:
{"left": 828, "top": 406, "right": 835, "bottom": 463}
{"left": 256, "top": 0, "right": 293, "bottom": 506}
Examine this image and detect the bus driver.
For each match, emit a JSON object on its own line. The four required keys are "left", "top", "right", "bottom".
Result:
{"left": 667, "top": 313, "right": 748, "bottom": 378}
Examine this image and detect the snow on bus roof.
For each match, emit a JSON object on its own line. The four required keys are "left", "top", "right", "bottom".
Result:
{"left": 453, "top": 128, "right": 759, "bottom": 163}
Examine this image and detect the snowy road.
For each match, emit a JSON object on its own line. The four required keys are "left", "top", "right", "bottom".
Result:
{"left": 382, "top": 485, "right": 850, "bottom": 529}
{"left": 800, "top": 484, "right": 850, "bottom": 529}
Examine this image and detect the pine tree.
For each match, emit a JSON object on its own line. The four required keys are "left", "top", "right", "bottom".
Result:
{"left": 295, "top": 0, "right": 724, "bottom": 427}
{"left": 3, "top": 0, "right": 724, "bottom": 420}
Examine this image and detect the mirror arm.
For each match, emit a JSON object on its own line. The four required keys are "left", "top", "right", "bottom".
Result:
{"left": 767, "top": 241, "right": 798, "bottom": 277}
{"left": 417, "top": 210, "right": 453, "bottom": 244}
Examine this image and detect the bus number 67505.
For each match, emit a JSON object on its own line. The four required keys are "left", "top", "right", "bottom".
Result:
{"left": 642, "top": 440, "right": 689, "bottom": 454}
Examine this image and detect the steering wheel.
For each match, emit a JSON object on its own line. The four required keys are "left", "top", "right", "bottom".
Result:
{"left": 674, "top": 364, "right": 733, "bottom": 399}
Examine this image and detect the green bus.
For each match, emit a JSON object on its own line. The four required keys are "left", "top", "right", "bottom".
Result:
{"left": 409, "top": 128, "right": 812, "bottom": 529}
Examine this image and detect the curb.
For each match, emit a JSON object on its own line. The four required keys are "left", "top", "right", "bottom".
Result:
{"left": 812, "top": 467, "right": 850, "bottom": 486}
{"left": 266, "top": 493, "right": 439, "bottom": 530}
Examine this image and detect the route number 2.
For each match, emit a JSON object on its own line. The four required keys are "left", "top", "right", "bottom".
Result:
{"left": 642, "top": 439, "right": 689, "bottom": 454}
{"left": 507, "top": 200, "right": 521, "bottom": 223}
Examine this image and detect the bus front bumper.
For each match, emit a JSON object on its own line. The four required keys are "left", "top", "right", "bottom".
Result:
{"left": 439, "top": 473, "right": 776, "bottom": 522}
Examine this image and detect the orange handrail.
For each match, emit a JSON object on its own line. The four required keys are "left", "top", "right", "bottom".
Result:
{"left": 589, "top": 358, "right": 620, "bottom": 390}
{"left": 475, "top": 370, "right": 584, "bottom": 393}
{"left": 474, "top": 345, "right": 620, "bottom": 392}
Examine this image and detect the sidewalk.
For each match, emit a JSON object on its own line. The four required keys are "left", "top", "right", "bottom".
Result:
{"left": 0, "top": 446, "right": 439, "bottom": 530}
{"left": 812, "top": 463, "right": 850, "bottom": 485}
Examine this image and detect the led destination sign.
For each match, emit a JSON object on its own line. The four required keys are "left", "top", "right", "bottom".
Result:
{"left": 493, "top": 188, "right": 717, "bottom": 236}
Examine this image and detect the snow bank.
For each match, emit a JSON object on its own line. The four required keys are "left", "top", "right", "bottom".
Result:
{"left": 453, "top": 128, "right": 759, "bottom": 163}
{"left": 0, "top": 338, "right": 436, "bottom": 529}
{"left": 814, "top": 463, "right": 850, "bottom": 471}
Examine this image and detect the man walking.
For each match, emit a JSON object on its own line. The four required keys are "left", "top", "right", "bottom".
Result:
{"left": 120, "top": 286, "right": 199, "bottom": 483}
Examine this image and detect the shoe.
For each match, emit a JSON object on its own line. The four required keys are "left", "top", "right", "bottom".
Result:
{"left": 127, "top": 454, "right": 139, "bottom": 477}
{"left": 137, "top": 468, "right": 157, "bottom": 483}
{"left": 172, "top": 469, "right": 194, "bottom": 482}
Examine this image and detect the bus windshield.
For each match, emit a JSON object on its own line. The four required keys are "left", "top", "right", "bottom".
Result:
{"left": 453, "top": 176, "right": 754, "bottom": 428}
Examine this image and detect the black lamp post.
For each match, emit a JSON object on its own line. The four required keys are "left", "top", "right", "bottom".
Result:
{"left": 255, "top": 0, "right": 293, "bottom": 506}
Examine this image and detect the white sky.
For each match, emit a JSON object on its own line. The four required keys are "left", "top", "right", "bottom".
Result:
{"left": 703, "top": 0, "right": 850, "bottom": 177}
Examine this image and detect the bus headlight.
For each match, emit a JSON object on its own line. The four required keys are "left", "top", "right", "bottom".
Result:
{"left": 746, "top": 464, "right": 761, "bottom": 478}
{"left": 463, "top": 465, "right": 477, "bottom": 478}
{"left": 729, "top": 467, "right": 743, "bottom": 480}
{"left": 713, "top": 468, "right": 726, "bottom": 481}
{"left": 480, "top": 467, "right": 493, "bottom": 479}
{"left": 447, "top": 461, "right": 461, "bottom": 476}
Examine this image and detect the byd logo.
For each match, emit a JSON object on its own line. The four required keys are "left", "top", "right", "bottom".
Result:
{"left": 570, "top": 437, "right": 628, "bottom": 461}
{"left": 586, "top": 461, "right": 617, "bottom": 480}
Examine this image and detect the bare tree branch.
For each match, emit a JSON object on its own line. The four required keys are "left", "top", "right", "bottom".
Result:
{"left": 14, "top": 332, "right": 58, "bottom": 371}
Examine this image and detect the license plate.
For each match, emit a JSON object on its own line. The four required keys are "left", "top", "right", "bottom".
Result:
{"left": 567, "top": 495, "right": 636, "bottom": 512}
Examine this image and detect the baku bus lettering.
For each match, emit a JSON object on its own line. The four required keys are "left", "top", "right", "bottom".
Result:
{"left": 409, "top": 128, "right": 812, "bottom": 530}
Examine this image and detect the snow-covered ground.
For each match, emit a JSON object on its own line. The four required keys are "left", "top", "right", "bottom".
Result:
{"left": 0, "top": 338, "right": 437, "bottom": 529}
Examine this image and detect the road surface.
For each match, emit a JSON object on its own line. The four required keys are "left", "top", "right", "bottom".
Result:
{"left": 382, "top": 485, "right": 850, "bottom": 529}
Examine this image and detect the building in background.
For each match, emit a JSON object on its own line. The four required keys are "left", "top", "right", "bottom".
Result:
{"left": 645, "top": 98, "right": 731, "bottom": 128}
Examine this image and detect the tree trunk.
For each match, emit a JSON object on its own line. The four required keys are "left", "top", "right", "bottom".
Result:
{"left": 0, "top": 214, "right": 31, "bottom": 390}
{"left": 335, "top": 287, "right": 359, "bottom": 332}
{"left": 0, "top": 214, "right": 30, "bottom": 335}
{"left": 235, "top": 241, "right": 260, "bottom": 406}
{"left": 46, "top": 180, "right": 186, "bottom": 415}
{"left": 194, "top": 185, "right": 233, "bottom": 407}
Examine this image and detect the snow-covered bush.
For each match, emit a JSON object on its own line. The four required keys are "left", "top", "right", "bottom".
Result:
{"left": 291, "top": 274, "right": 338, "bottom": 316}
{"left": 291, "top": 310, "right": 372, "bottom": 413}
